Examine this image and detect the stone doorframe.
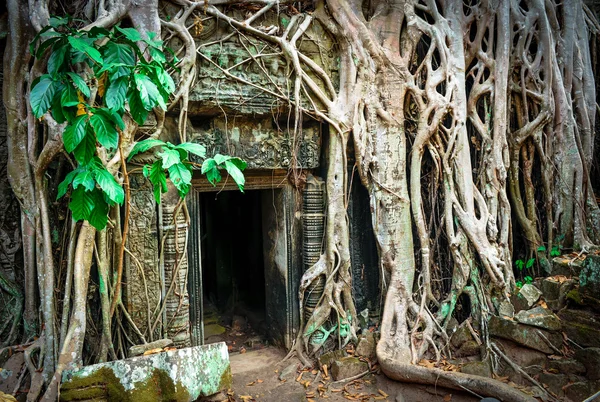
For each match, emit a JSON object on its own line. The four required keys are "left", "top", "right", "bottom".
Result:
{"left": 186, "top": 169, "right": 303, "bottom": 349}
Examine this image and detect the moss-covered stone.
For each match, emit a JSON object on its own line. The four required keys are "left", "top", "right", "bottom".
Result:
{"left": 61, "top": 343, "right": 231, "bottom": 401}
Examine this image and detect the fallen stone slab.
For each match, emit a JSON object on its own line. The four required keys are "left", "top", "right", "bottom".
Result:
{"left": 564, "top": 380, "right": 600, "bottom": 402}
{"left": 551, "top": 256, "right": 583, "bottom": 277}
{"left": 514, "top": 306, "right": 561, "bottom": 331}
{"left": 575, "top": 348, "right": 600, "bottom": 380}
{"left": 548, "top": 358, "right": 586, "bottom": 376}
{"left": 129, "top": 339, "right": 173, "bottom": 357}
{"left": 460, "top": 361, "right": 491, "bottom": 378}
{"left": 558, "top": 309, "right": 600, "bottom": 348}
{"left": 511, "top": 284, "right": 542, "bottom": 312}
{"left": 331, "top": 357, "right": 369, "bottom": 381}
{"left": 355, "top": 333, "right": 376, "bottom": 360}
{"left": 318, "top": 349, "right": 347, "bottom": 368}
{"left": 60, "top": 342, "right": 231, "bottom": 401}
{"left": 489, "top": 315, "right": 562, "bottom": 354}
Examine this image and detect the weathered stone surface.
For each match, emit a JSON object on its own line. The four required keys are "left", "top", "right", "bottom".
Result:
{"left": 460, "top": 361, "right": 491, "bottom": 378}
{"left": 61, "top": 343, "right": 231, "bottom": 402}
{"left": 514, "top": 306, "right": 561, "bottom": 331}
{"left": 540, "top": 277, "right": 563, "bottom": 301}
{"left": 278, "top": 363, "right": 298, "bottom": 381}
{"left": 580, "top": 254, "right": 600, "bottom": 299}
{"left": 489, "top": 315, "right": 562, "bottom": 354}
{"left": 511, "top": 284, "right": 542, "bottom": 312}
{"left": 538, "top": 372, "right": 569, "bottom": 396}
{"left": 564, "top": 381, "right": 600, "bottom": 402}
{"left": 455, "top": 340, "right": 480, "bottom": 357}
{"left": 331, "top": 357, "right": 369, "bottom": 381}
{"left": 494, "top": 339, "right": 547, "bottom": 384}
{"left": 558, "top": 309, "right": 600, "bottom": 348}
{"left": 125, "top": 173, "right": 161, "bottom": 341}
{"left": 355, "top": 333, "right": 376, "bottom": 360}
{"left": 188, "top": 118, "right": 321, "bottom": 170}
{"left": 498, "top": 301, "right": 515, "bottom": 318}
{"left": 575, "top": 348, "right": 600, "bottom": 380}
{"left": 450, "top": 322, "right": 473, "bottom": 348}
{"left": 318, "top": 349, "right": 347, "bottom": 368}
{"left": 551, "top": 256, "right": 583, "bottom": 276}
{"left": 129, "top": 339, "right": 173, "bottom": 357}
{"left": 548, "top": 359, "right": 586, "bottom": 375}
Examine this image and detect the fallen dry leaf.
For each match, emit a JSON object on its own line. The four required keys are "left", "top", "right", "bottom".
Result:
{"left": 378, "top": 389, "right": 388, "bottom": 397}
{"left": 143, "top": 348, "right": 163, "bottom": 355}
{"left": 444, "top": 394, "right": 452, "bottom": 402}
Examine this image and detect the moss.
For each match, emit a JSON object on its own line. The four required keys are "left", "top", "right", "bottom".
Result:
{"left": 566, "top": 289, "right": 584, "bottom": 305}
{"left": 60, "top": 366, "right": 191, "bottom": 402}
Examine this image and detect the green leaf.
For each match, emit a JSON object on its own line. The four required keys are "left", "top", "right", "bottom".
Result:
{"left": 213, "top": 154, "right": 232, "bottom": 165}
{"left": 105, "top": 76, "right": 128, "bottom": 111}
{"left": 175, "top": 142, "right": 206, "bottom": 158}
{"left": 94, "top": 166, "right": 124, "bottom": 204}
{"left": 159, "top": 148, "right": 181, "bottom": 169}
{"left": 49, "top": 16, "right": 68, "bottom": 28}
{"left": 63, "top": 115, "right": 88, "bottom": 153}
{"left": 103, "top": 42, "right": 136, "bottom": 66}
{"left": 201, "top": 159, "right": 221, "bottom": 186}
{"left": 158, "top": 69, "right": 176, "bottom": 94}
{"left": 116, "top": 26, "right": 142, "bottom": 42}
{"left": 69, "top": 186, "right": 95, "bottom": 221}
{"left": 51, "top": 85, "right": 67, "bottom": 123}
{"left": 30, "top": 75, "right": 57, "bottom": 118}
{"left": 134, "top": 73, "right": 162, "bottom": 110}
{"left": 90, "top": 113, "right": 118, "bottom": 150}
{"left": 61, "top": 83, "right": 80, "bottom": 107}
{"left": 525, "top": 258, "right": 535, "bottom": 269}
{"left": 127, "top": 90, "right": 148, "bottom": 125}
{"left": 68, "top": 36, "right": 103, "bottom": 64}
{"left": 515, "top": 259, "right": 524, "bottom": 270}
{"left": 168, "top": 162, "right": 192, "bottom": 196}
{"left": 66, "top": 72, "right": 90, "bottom": 98}
{"left": 149, "top": 47, "right": 166, "bottom": 63}
{"left": 73, "top": 127, "right": 96, "bottom": 164}
{"left": 224, "top": 159, "right": 245, "bottom": 192}
{"left": 144, "top": 160, "right": 167, "bottom": 204}
{"left": 87, "top": 189, "right": 109, "bottom": 230}
{"left": 33, "top": 35, "right": 61, "bottom": 58}
{"left": 48, "top": 45, "right": 68, "bottom": 75}
{"left": 537, "top": 245, "right": 546, "bottom": 252}
{"left": 57, "top": 169, "right": 79, "bottom": 199}
{"left": 524, "top": 276, "right": 533, "bottom": 284}
{"left": 72, "top": 169, "right": 95, "bottom": 191}
{"left": 128, "top": 139, "right": 166, "bottom": 160}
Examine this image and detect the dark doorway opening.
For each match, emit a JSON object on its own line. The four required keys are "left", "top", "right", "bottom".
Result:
{"left": 199, "top": 190, "right": 267, "bottom": 348}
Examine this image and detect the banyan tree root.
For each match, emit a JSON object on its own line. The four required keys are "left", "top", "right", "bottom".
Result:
{"left": 379, "top": 353, "right": 537, "bottom": 402}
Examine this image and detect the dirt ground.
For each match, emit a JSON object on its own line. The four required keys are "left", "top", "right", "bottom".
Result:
{"left": 203, "top": 347, "right": 481, "bottom": 402}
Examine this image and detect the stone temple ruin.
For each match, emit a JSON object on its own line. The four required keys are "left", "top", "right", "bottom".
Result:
{"left": 124, "top": 7, "right": 379, "bottom": 355}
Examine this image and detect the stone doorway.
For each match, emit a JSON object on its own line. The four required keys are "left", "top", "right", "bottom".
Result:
{"left": 187, "top": 172, "right": 302, "bottom": 350}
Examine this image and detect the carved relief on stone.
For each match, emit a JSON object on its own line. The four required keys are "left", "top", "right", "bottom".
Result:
{"left": 159, "top": 5, "right": 338, "bottom": 117}
{"left": 124, "top": 173, "right": 161, "bottom": 341}
{"left": 186, "top": 117, "right": 321, "bottom": 169}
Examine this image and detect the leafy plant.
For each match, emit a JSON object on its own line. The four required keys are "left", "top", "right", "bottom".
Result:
{"left": 30, "top": 17, "right": 245, "bottom": 230}
{"left": 524, "top": 276, "right": 533, "bottom": 284}
{"left": 516, "top": 280, "right": 523, "bottom": 288}
{"left": 515, "top": 259, "right": 524, "bottom": 270}
{"left": 550, "top": 245, "right": 561, "bottom": 257}
{"left": 128, "top": 140, "right": 246, "bottom": 202}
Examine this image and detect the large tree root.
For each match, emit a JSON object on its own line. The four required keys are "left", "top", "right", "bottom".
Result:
{"left": 378, "top": 352, "right": 536, "bottom": 402}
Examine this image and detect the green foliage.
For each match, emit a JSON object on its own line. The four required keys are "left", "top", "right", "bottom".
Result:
{"left": 524, "top": 276, "right": 533, "bottom": 284}
{"left": 130, "top": 140, "right": 247, "bottom": 201}
{"left": 29, "top": 19, "right": 177, "bottom": 230}
{"left": 515, "top": 280, "right": 523, "bottom": 288}
{"left": 515, "top": 259, "right": 524, "bottom": 271}
{"left": 550, "top": 245, "right": 561, "bottom": 257}
{"left": 30, "top": 17, "right": 244, "bottom": 231}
